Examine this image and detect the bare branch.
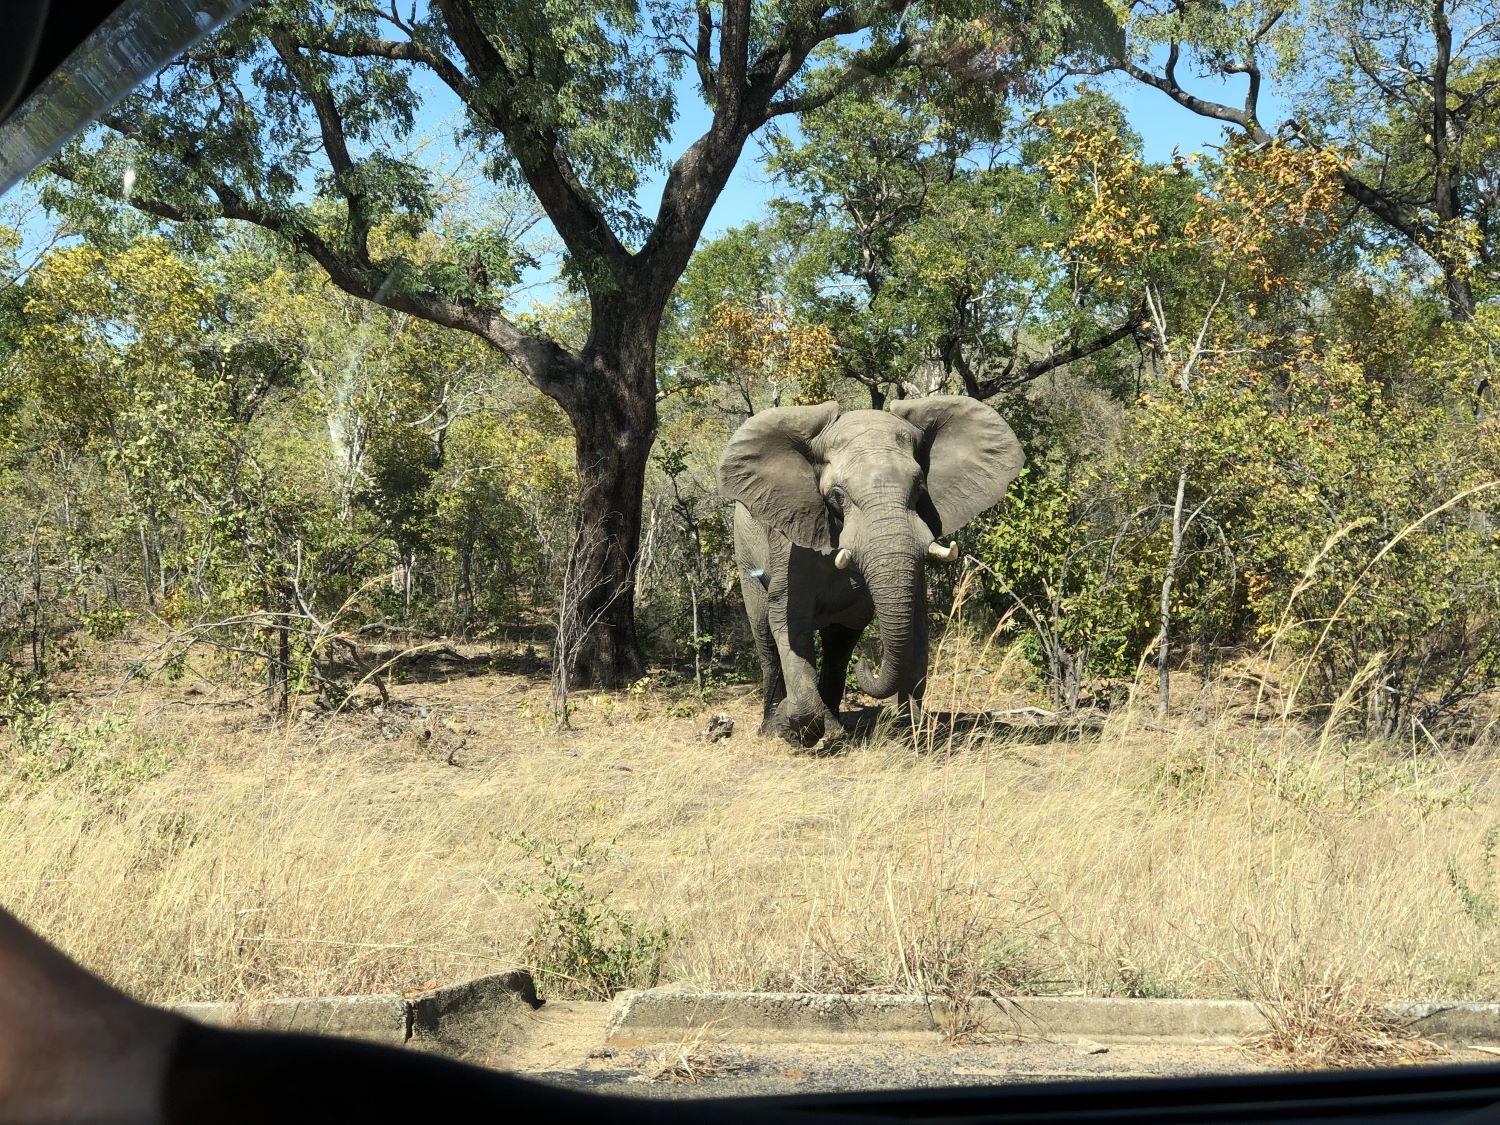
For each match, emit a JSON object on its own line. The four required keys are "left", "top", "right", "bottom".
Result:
{"left": 269, "top": 32, "right": 372, "bottom": 256}
{"left": 958, "top": 307, "right": 1148, "bottom": 400}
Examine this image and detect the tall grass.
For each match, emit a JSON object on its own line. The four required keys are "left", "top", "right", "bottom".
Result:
{"left": 3, "top": 616, "right": 1498, "bottom": 1028}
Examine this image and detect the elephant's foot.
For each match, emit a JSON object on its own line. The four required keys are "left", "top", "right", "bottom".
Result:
{"left": 759, "top": 702, "right": 786, "bottom": 738}
{"left": 813, "top": 711, "right": 851, "bottom": 756}
{"left": 768, "top": 701, "right": 844, "bottom": 749}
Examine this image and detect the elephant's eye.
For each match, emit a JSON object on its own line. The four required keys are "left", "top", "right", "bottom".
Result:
{"left": 827, "top": 486, "right": 848, "bottom": 512}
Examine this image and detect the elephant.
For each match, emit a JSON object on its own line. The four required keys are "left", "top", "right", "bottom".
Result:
{"left": 717, "top": 395, "right": 1025, "bottom": 746}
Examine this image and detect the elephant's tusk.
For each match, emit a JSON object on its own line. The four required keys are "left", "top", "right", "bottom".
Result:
{"left": 927, "top": 540, "right": 959, "bottom": 562}
{"left": 833, "top": 548, "right": 853, "bottom": 570}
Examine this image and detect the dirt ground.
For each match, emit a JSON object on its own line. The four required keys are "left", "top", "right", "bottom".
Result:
{"left": 426, "top": 997, "right": 1500, "bottom": 1097}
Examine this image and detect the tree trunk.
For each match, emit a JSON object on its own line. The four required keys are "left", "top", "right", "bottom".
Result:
{"left": 555, "top": 321, "right": 658, "bottom": 689}
{"left": 460, "top": 505, "right": 476, "bottom": 623}
{"left": 401, "top": 547, "right": 414, "bottom": 624}
{"left": 1424, "top": 0, "right": 1478, "bottom": 324}
{"left": 1157, "top": 469, "right": 1188, "bottom": 717}
{"left": 267, "top": 581, "right": 291, "bottom": 717}
{"left": 28, "top": 521, "right": 44, "bottom": 676}
{"left": 690, "top": 579, "right": 702, "bottom": 695}
{"left": 1443, "top": 267, "right": 1476, "bottom": 322}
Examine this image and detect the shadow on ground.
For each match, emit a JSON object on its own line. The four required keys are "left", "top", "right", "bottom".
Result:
{"left": 811, "top": 706, "right": 1105, "bottom": 756}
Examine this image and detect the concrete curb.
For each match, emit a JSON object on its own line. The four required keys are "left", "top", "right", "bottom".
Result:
{"left": 603, "top": 989, "right": 1500, "bottom": 1047}
{"left": 174, "top": 980, "right": 1500, "bottom": 1056}
{"left": 173, "top": 970, "right": 539, "bottom": 1060}
{"left": 174, "top": 995, "right": 408, "bottom": 1045}
{"left": 1398, "top": 1002, "right": 1500, "bottom": 1044}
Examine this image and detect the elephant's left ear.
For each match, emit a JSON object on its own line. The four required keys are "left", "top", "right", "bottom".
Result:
{"left": 889, "top": 396, "right": 1025, "bottom": 536}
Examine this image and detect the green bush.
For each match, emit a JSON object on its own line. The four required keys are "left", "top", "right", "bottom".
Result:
{"left": 1136, "top": 348, "right": 1500, "bottom": 736}
{"left": 508, "top": 834, "right": 671, "bottom": 1001}
{"left": 975, "top": 469, "right": 1166, "bottom": 710}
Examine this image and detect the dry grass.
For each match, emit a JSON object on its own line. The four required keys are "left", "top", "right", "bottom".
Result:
{"left": 641, "top": 1023, "right": 738, "bottom": 1083}
{"left": 4, "top": 612, "right": 1500, "bottom": 1076}
{"left": 1238, "top": 941, "right": 1447, "bottom": 1068}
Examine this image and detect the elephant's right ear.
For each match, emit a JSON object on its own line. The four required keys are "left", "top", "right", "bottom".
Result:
{"left": 717, "top": 401, "right": 840, "bottom": 551}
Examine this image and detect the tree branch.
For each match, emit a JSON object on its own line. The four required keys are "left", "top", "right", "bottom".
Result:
{"left": 750, "top": 0, "right": 911, "bottom": 98}
{"left": 1115, "top": 46, "right": 1273, "bottom": 144}
{"left": 694, "top": 2, "right": 715, "bottom": 100}
{"left": 641, "top": 0, "right": 912, "bottom": 294}
{"left": 761, "top": 37, "right": 914, "bottom": 120}
{"left": 57, "top": 117, "right": 578, "bottom": 397}
{"left": 269, "top": 32, "right": 372, "bottom": 257}
{"left": 261, "top": 11, "right": 635, "bottom": 292}
{"left": 285, "top": 28, "right": 472, "bottom": 97}
{"left": 430, "top": 0, "right": 630, "bottom": 287}
{"left": 1280, "top": 119, "right": 1437, "bottom": 246}
{"left": 716, "top": 0, "right": 751, "bottom": 117}
{"left": 961, "top": 308, "right": 1147, "bottom": 400}
{"left": 1110, "top": 41, "right": 1444, "bottom": 257}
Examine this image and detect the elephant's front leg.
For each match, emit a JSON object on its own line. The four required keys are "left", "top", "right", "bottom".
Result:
{"left": 817, "top": 623, "right": 864, "bottom": 717}
{"left": 737, "top": 567, "right": 786, "bottom": 735}
{"left": 766, "top": 551, "right": 841, "bottom": 747}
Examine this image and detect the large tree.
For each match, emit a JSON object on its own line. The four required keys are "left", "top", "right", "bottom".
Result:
{"left": 44, "top": 0, "right": 1113, "bottom": 686}
{"left": 752, "top": 86, "right": 1152, "bottom": 406}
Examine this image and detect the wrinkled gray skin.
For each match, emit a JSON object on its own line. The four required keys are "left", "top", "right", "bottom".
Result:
{"left": 718, "top": 396, "right": 1024, "bottom": 746}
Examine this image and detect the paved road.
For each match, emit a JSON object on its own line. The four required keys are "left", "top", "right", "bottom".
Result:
{"left": 506, "top": 1006, "right": 1270, "bottom": 1099}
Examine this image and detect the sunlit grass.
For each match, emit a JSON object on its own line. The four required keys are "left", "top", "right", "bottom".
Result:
{"left": 3, "top": 621, "right": 1498, "bottom": 1032}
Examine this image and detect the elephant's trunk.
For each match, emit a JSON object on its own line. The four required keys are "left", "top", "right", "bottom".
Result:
{"left": 855, "top": 515, "right": 926, "bottom": 700}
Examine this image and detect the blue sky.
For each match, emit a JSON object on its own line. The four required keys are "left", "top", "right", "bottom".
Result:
{"left": 616, "top": 62, "right": 1278, "bottom": 245}
{"left": 685, "top": 71, "right": 1266, "bottom": 240}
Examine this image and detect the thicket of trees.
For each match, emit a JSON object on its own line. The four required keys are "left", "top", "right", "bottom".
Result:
{"left": 37, "top": 0, "right": 1118, "bottom": 687}
{"left": 1, "top": 0, "right": 1497, "bottom": 739}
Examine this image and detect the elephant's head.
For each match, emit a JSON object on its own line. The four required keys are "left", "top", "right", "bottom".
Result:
{"left": 717, "top": 396, "right": 1024, "bottom": 700}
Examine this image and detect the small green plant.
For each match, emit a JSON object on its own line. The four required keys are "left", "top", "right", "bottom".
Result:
{"left": 1445, "top": 827, "right": 1499, "bottom": 927}
{"left": 1112, "top": 958, "right": 1181, "bottom": 999}
{"left": 9, "top": 711, "right": 169, "bottom": 802}
{"left": 2, "top": 669, "right": 171, "bottom": 803}
{"left": 1144, "top": 746, "right": 1212, "bottom": 803}
{"left": 80, "top": 602, "right": 133, "bottom": 641}
{"left": 507, "top": 834, "right": 670, "bottom": 1000}
{"left": 0, "top": 667, "right": 48, "bottom": 726}
{"left": 1338, "top": 747, "right": 1477, "bottom": 817}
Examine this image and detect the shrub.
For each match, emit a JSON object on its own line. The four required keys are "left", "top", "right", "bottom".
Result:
{"left": 1136, "top": 347, "right": 1500, "bottom": 736}
{"left": 508, "top": 834, "right": 671, "bottom": 1001}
